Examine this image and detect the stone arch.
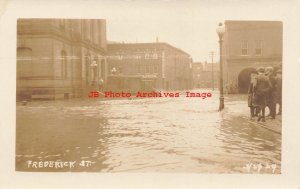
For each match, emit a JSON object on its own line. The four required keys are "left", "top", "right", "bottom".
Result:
{"left": 238, "top": 67, "right": 257, "bottom": 93}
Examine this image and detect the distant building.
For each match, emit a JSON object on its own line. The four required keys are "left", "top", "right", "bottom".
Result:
{"left": 199, "top": 62, "right": 219, "bottom": 89}
{"left": 17, "top": 19, "right": 107, "bottom": 100}
{"left": 222, "top": 20, "right": 283, "bottom": 93}
{"left": 191, "top": 62, "right": 203, "bottom": 88}
{"left": 107, "top": 42, "right": 192, "bottom": 92}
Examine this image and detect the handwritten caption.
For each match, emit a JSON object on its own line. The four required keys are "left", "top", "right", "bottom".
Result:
{"left": 243, "top": 163, "right": 277, "bottom": 173}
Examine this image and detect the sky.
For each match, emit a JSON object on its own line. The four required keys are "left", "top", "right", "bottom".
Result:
{"left": 101, "top": 0, "right": 300, "bottom": 62}
{"left": 1, "top": 0, "right": 300, "bottom": 63}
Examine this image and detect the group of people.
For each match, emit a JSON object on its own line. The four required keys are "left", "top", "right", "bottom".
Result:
{"left": 248, "top": 66, "right": 282, "bottom": 122}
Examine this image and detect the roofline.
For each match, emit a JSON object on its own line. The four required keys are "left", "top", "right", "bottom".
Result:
{"left": 107, "top": 42, "right": 191, "bottom": 57}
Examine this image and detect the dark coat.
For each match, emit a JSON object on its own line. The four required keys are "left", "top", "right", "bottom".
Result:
{"left": 254, "top": 73, "right": 272, "bottom": 107}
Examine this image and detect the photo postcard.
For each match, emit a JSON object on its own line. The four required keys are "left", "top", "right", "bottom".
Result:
{"left": 1, "top": 0, "right": 300, "bottom": 188}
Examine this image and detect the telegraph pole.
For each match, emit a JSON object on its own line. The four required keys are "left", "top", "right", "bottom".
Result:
{"left": 209, "top": 51, "right": 215, "bottom": 91}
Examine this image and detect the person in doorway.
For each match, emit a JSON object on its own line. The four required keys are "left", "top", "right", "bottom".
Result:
{"left": 254, "top": 67, "right": 272, "bottom": 122}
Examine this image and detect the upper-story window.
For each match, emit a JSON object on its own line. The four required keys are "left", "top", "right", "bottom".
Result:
{"left": 255, "top": 40, "right": 262, "bottom": 56}
{"left": 153, "top": 53, "right": 158, "bottom": 59}
{"left": 241, "top": 40, "right": 248, "bottom": 56}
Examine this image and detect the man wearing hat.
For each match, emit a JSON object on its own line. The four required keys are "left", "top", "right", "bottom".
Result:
{"left": 254, "top": 67, "right": 272, "bottom": 122}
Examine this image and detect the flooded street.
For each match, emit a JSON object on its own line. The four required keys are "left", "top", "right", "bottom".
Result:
{"left": 16, "top": 90, "right": 281, "bottom": 173}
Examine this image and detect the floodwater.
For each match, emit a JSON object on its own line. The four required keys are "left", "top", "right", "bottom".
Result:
{"left": 16, "top": 90, "right": 281, "bottom": 173}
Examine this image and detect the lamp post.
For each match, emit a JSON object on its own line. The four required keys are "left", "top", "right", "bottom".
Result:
{"left": 216, "top": 22, "right": 225, "bottom": 111}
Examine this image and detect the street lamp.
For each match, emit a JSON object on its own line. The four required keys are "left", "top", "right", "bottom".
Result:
{"left": 216, "top": 22, "right": 225, "bottom": 111}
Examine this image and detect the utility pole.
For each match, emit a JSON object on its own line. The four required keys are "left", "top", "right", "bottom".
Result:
{"left": 209, "top": 51, "right": 215, "bottom": 91}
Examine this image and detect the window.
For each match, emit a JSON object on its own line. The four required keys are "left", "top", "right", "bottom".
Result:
{"left": 153, "top": 53, "right": 158, "bottom": 59}
{"left": 241, "top": 40, "right": 248, "bottom": 56}
{"left": 145, "top": 53, "right": 150, "bottom": 59}
{"left": 255, "top": 40, "right": 262, "bottom": 56}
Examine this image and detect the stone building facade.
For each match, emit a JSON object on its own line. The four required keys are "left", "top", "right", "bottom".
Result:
{"left": 222, "top": 20, "right": 283, "bottom": 93}
{"left": 17, "top": 19, "right": 107, "bottom": 100}
{"left": 107, "top": 42, "right": 192, "bottom": 92}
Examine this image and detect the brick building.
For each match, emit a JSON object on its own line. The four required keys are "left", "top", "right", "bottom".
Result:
{"left": 222, "top": 20, "right": 283, "bottom": 93}
{"left": 107, "top": 42, "right": 192, "bottom": 92}
{"left": 17, "top": 19, "right": 107, "bottom": 100}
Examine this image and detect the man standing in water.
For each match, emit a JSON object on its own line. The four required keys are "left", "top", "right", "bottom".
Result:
{"left": 254, "top": 67, "right": 272, "bottom": 122}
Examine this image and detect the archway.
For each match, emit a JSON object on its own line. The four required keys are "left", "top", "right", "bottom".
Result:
{"left": 238, "top": 67, "right": 257, "bottom": 93}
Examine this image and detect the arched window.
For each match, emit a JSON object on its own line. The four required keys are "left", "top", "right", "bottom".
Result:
{"left": 61, "top": 51, "right": 67, "bottom": 78}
